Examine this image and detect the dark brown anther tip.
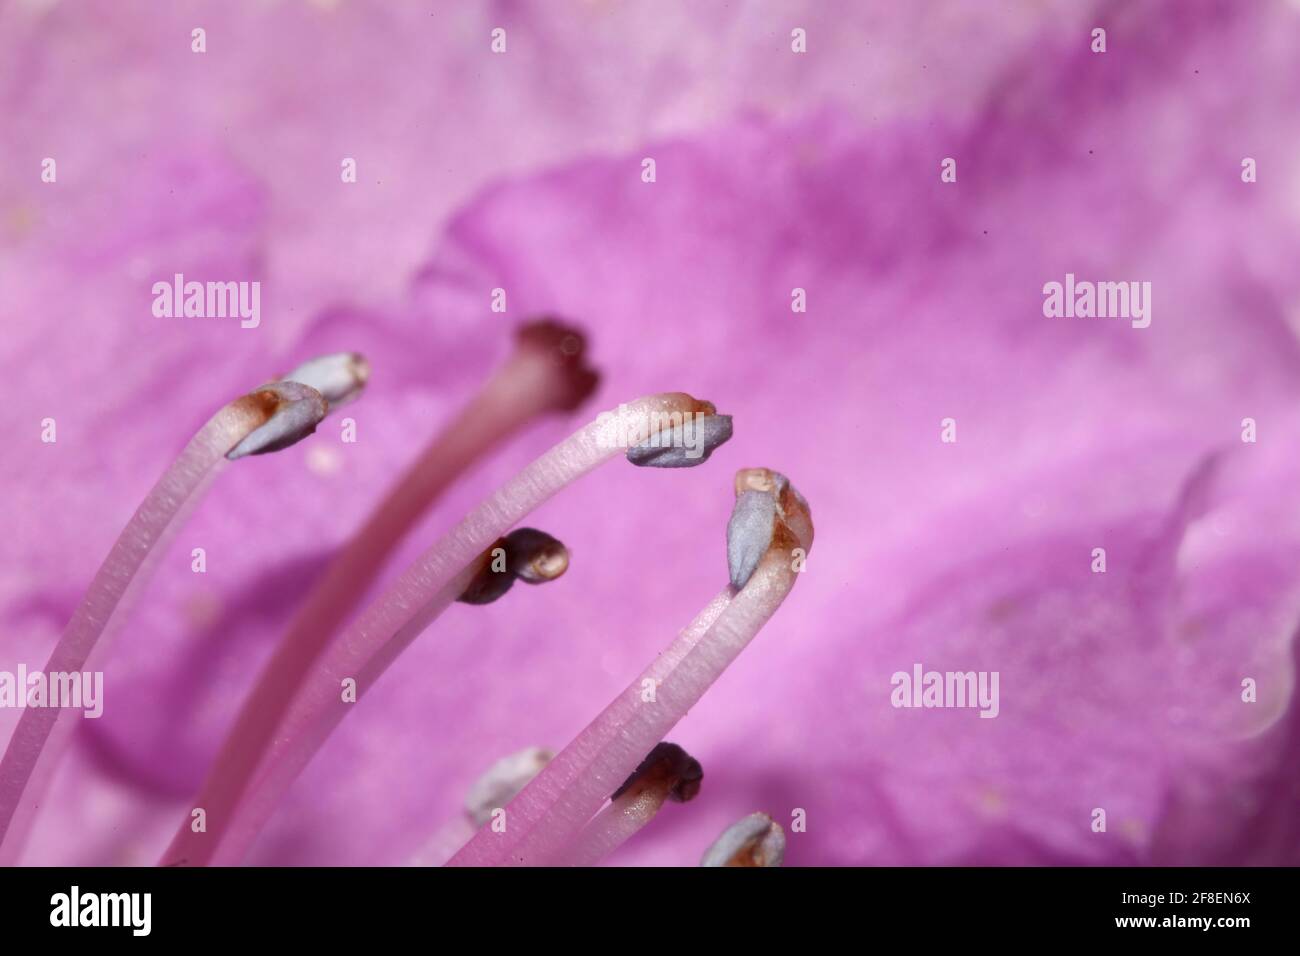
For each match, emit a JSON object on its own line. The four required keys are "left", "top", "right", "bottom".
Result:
{"left": 611, "top": 741, "right": 704, "bottom": 804}
{"left": 503, "top": 527, "right": 569, "bottom": 584}
{"left": 457, "top": 538, "right": 517, "bottom": 605}
{"left": 457, "top": 528, "right": 569, "bottom": 604}
{"left": 515, "top": 318, "right": 600, "bottom": 412}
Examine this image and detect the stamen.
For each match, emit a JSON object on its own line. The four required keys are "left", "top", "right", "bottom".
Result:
{"left": 280, "top": 352, "right": 370, "bottom": 409}
{"left": 700, "top": 812, "right": 785, "bottom": 867}
{"left": 161, "top": 390, "right": 727, "bottom": 867}
{"left": 626, "top": 414, "right": 733, "bottom": 468}
{"left": 225, "top": 382, "right": 329, "bottom": 460}
{"left": 160, "top": 322, "right": 597, "bottom": 867}
{"left": 556, "top": 742, "right": 702, "bottom": 867}
{"left": 446, "top": 468, "right": 811, "bottom": 867}
{"left": 0, "top": 368, "right": 347, "bottom": 865}
{"left": 457, "top": 528, "right": 569, "bottom": 604}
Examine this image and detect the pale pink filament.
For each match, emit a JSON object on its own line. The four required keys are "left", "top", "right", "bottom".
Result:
{"left": 0, "top": 396, "right": 276, "bottom": 865}
{"left": 556, "top": 787, "right": 671, "bottom": 867}
{"left": 448, "top": 541, "right": 810, "bottom": 867}
{"left": 163, "top": 335, "right": 591, "bottom": 868}
{"left": 161, "top": 393, "right": 711, "bottom": 866}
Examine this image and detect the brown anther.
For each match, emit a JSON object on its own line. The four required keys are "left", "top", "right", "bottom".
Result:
{"left": 504, "top": 528, "right": 569, "bottom": 584}
{"left": 457, "top": 539, "right": 517, "bottom": 605}
{"left": 457, "top": 528, "right": 570, "bottom": 604}
{"left": 611, "top": 742, "right": 703, "bottom": 804}
{"left": 730, "top": 468, "right": 813, "bottom": 557}
{"left": 514, "top": 319, "right": 600, "bottom": 412}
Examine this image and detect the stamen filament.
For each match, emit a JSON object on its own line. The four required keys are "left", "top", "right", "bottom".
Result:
{"left": 447, "top": 469, "right": 812, "bottom": 867}
{"left": 439, "top": 588, "right": 730, "bottom": 868}
{"left": 161, "top": 391, "right": 721, "bottom": 867}
{"left": 0, "top": 383, "right": 329, "bottom": 864}
{"left": 559, "top": 790, "right": 667, "bottom": 867}
{"left": 160, "top": 323, "right": 593, "bottom": 868}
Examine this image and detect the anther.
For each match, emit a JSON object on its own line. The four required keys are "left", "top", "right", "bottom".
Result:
{"left": 727, "top": 490, "right": 777, "bottom": 589}
{"left": 281, "top": 352, "right": 370, "bottom": 409}
{"left": 611, "top": 741, "right": 703, "bottom": 803}
{"left": 514, "top": 320, "right": 600, "bottom": 412}
{"left": 626, "top": 414, "right": 733, "bottom": 468}
{"left": 504, "top": 528, "right": 570, "bottom": 584}
{"left": 699, "top": 812, "right": 786, "bottom": 867}
{"left": 726, "top": 468, "right": 809, "bottom": 588}
{"left": 457, "top": 528, "right": 569, "bottom": 604}
{"left": 226, "top": 382, "right": 329, "bottom": 460}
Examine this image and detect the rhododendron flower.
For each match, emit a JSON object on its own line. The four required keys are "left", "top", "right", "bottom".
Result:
{"left": 2, "top": 0, "right": 1300, "bottom": 866}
